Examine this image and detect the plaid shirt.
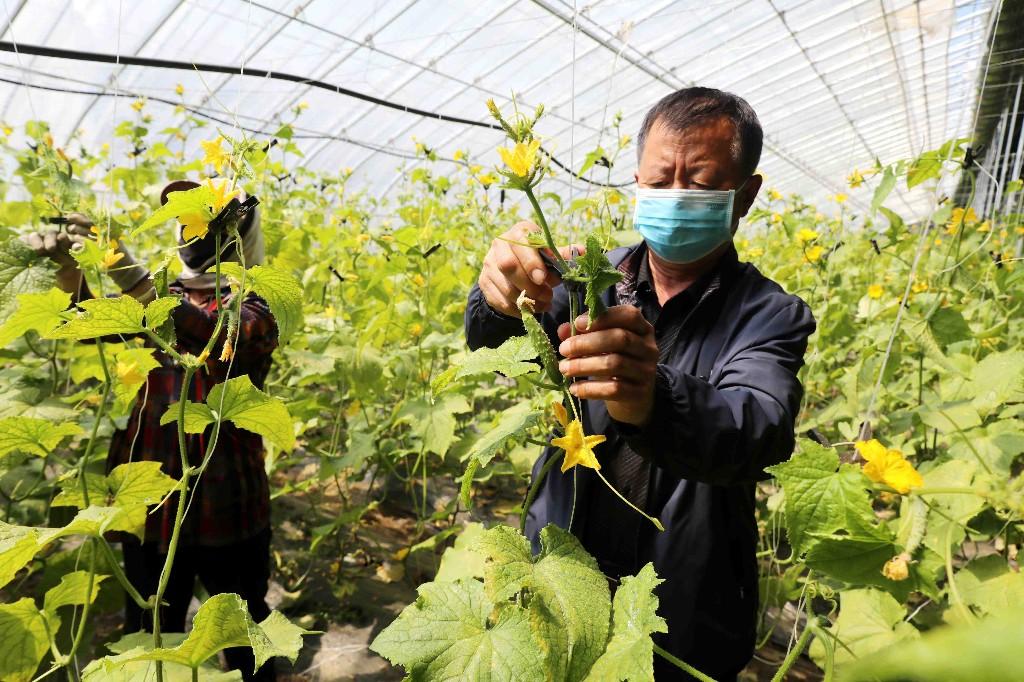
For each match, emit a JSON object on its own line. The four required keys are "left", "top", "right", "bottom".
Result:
{"left": 107, "top": 284, "right": 278, "bottom": 550}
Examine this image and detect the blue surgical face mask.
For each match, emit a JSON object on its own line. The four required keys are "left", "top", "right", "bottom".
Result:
{"left": 633, "top": 184, "right": 744, "bottom": 264}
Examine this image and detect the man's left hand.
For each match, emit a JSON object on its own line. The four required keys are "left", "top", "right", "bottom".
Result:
{"left": 557, "top": 305, "right": 659, "bottom": 426}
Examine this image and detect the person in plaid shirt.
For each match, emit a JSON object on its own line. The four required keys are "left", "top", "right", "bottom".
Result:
{"left": 26, "top": 180, "right": 278, "bottom": 681}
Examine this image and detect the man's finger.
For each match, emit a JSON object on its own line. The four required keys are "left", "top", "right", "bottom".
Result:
{"left": 479, "top": 271, "right": 520, "bottom": 317}
{"left": 573, "top": 305, "right": 652, "bottom": 337}
{"left": 510, "top": 240, "right": 549, "bottom": 287}
{"left": 569, "top": 379, "right": 646, "bottom": 401}
{"left": 557, "top": 242, "right": 586, "bottom": 261}
{"left": 42, "top": 231, "right": 58, "bottom": 254}
{"left": 559, "top": 354, "right": 653, "bottom": 382}
{"left": 559, "top": 328, "right": 658, "bottom": 361}
{"left": 557, "top": 322, "right": 572, "bottom": 342}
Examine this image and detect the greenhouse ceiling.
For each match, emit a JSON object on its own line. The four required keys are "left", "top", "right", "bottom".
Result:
{"left": 0, "top": 0, "right": 1006, "bottom": 219}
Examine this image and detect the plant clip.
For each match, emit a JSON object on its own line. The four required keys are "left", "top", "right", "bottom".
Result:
{"left": 962, "top": 144, "right": 985, "bottom": 169}
{"left": 870, "top": 238, "right": 881, "bottom": 255}
{"left": 539, "top": 246, "right": 584, "bottom": 294}
{"left": 209, "top": 194, "right": 260, "bottom": 236}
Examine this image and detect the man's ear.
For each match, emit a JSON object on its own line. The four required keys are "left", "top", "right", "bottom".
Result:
{"left": 735, "top": 174, "right": 763, "bottom": 218}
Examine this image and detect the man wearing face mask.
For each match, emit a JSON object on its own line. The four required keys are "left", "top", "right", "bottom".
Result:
{"left": 466, "top": 87, "right": 815, "bottom": 679}
{"left": 24, "top": 181, "right": 278, "bottom": 681}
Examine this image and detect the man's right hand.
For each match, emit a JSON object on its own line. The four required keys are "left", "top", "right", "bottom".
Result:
{"left": 21, "top": 222, "right": 89, "bottom": 294}
{"left": 478, "top": 221, "right": 578, "bottom": 317}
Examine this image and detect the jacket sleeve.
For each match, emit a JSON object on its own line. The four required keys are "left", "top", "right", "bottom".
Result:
{"left": 618, "top": 300, "right": 815, "bottom": 485}
{"left": 464, "top": 283, "right": 572, "bottom": 351}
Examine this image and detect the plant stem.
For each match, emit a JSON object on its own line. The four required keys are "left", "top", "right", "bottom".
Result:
{"left": 153, "top": 365, "right": 197, "bottom": 682}
{"left": 652, "top": 643, "right": 717, "bottom": 682}
{"left": 520, "top": 450, "right": 564, "bottom": 534}
{"left": 78, "top": 339, "right": 112, "bottom": 507}
{"left": 98, "top": 538, "right": 149, "bottom": 610}
{"left": 770, "top": 619, "right": 815, "bottom": 682}
{"left": 63, "top": 539, "right": 98, "bottom": 676}
{"left": 523, "top": 185, "right": 568, "bottom": 271}
{"left": 594, "top": 469, "right": 664, "bottom": 531}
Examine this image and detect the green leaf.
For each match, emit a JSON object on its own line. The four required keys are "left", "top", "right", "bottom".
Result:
{"left": 0, "top": 598, "right": 49, "bottom": 682}
{"left": 970, "top": 350, "right": 1024, "bottom": 415}
{"left": 370, "top": 578, "right": 545, "bottom": 681}
{"left": 431, "top": 335, "right": 539, "bottom": 394}
{"left": 466, "top": 404, "right": 543, "bottom": 467}
{"left": 474, "top": 524, "right": 610, "bottom": 680}
{"left": 92, "top": 593, "right": 309, "bottom": 672}
{"left": 928, "top": 306, "right": 971, "bottom": 348}
{"left": 0, "top": 416, "right": 81, "bottom": 459}
{"left": 135, "top": 183, "right": 218, "bottom": 235}
{"left": 434, "top": 522, "right": 487, "bottom": 583}
{"left": 871, "top": 166, "right": 897, "bottom": 213}
{"left": 83, "top": 633, "right": 242, "bottom": 681}
{"left": 111, "top": 348, "right": 161, "bottom": 414}
{"left": 585, "top": 563, "right": 666, "bottom": 682}
{"left": 220, "top": 263, "right": 303, "bottom": 341}
{"left": 145, "top": 296, "right": 180, "bottom": 330}
{"left": 802, "top": 530, "right": 897, "bottom": 586}
{"left": 161, "top": 375, "right": 295, "bottom": 452}
{"left": 562, "top": 234, "right": 623, "bottom": 325}
{"left": 906, "top": 149, "right": 943, "bottom": 188}
{"left": 397, "top": 395, "right": 471, "bottom": 457}
{"left": 877, "top": 205, "right": 903, "bottom": 231}
{"left": 0, "top": 237, "right": 57, "bottom": 321}
{"left": 46, "top": 295, "right": 145, "bottom": 339}
{"left": 42, "top": 570, "right": 107, "bottom": 633}
{"left": 0, "top": 523, "right": 42, "bottom": 590}
{"left": 765, "top": 439, "right": 880, "bottom": 556}
{"left": 809, "top": 588, "right": 918, "bottom": 668}
{"left": 837, "top": 613, "right": 1022, "bottom": 682}
{"left": 0, "top": 287, "right": 71, "bottom": 347}
{"left": 954, "top": 554, "right": 1024, "bottom": 616}
{"left": 55, "top": 505, "right": 147, "bottom": 540}
{"left": 52, "top": 461, "right": 177, "bottom": 512}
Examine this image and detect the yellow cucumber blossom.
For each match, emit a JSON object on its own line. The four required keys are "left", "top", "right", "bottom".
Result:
{"left": 867, "top": 284, "right": 884, "bottom": 299}
{"left": 201, "top": 137, "right": 230, "bottom": 173}
{"left": 498, "top": 138, "right": 541, "bottom": 179}
{"left": 882, "top": 552, "right": 911, "bottom": 581}
{"left": 551, "top": 410, "right": 606, "bottom": 473}
{"left": 115, "top": 359, "right": 145, "bottom": 387}
{"left": 476, "top": 172, "right": 498, "bottom": 188}
{"left": 855, "top": 439, "right": 923, "bottom": 494}
{"left": 804, "top": 245, "right": 824, "bottom": 263}
{"left": 130, "top": 98, "right": 146, "bottom": 112}
{"left": 101, "top": 240, "right": 125, "bottom": 269}
{"left": 847, "top": 169, "right": 864, "bottom": 188}
{"left": 832, "top": 193, "right": 848, "bottom": 204}
{"left": 797, "top": 228, "right": 819, "bottom": 244}
{"left": 180, "top": 178, "right": 233, "bottom": 242}
{"left": 767, "top": 188, "right": 783, "bottom": 202}
{"left": 175, "top": 83, "right": 184, "bottom": 96}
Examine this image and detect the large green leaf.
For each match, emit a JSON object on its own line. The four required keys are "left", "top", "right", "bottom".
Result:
{"left": 370, "top": 578, "right": 545, "bottom": 681}
{"left": 431, "top": 335, "right": 539, "bottom": 394}
{"left": 837, "top": 613, "right": 1020, "bottom": 681}
{"left": 0, "top": 598, "right": 49, "bottom": 682}
{"left": 0, "top": 416, "right": 81, "bottom": 459}
{"left": 765, "top": 440, "right": 880, "bottom": 555}
{"left": 397, "top": 394, "right": 471, "bottom": 456}
{"left": 42, "top": 570, "right": 107, "bottom": 632}
{"left": 52, "top": 461, "right": 177, "bottom": 511}
{"left": 954, "top": 554, "right": 1024, "bottom": 616}
{"left": 474, "top": 524, "right": 610, "bottom": 680}
{"left": 220, "top": 263, "right": 304, "bottom": 341}
{"left": 161, "top": 375, "right": 295, "bottom": 452}
{"left": 46, "top": 295, "right": 146, "bottom": 339}
{"left": 466, "top": 403, "right": 543, "bottom": 467}
{"left": 969, "top": 350, "right": 1024, "bottom": 415}
{"left": 93, "top": 593, "right": 308, "bottom": 672}
{"left": 144, "top": 296, "right": 181, "bottom": 330}
{"left": 584, "top": 563, "right": 666, "bottom": 682}
{"left": 0, "top": 237, "right": 57, "bottom": 321}
{"left": 802, "top": 529, "right": 897, "bottom": 587}
{"left": 84, "top": 633, "right": 241, "bottom": 681}
{"left": 0, "top": 287, "right": 70, "bottom": 347}
{"left": 0, "top": 523, "right": 42, "bottom": 590}
{"left": 809, "top": 588, "right": 918, "bottom": 667}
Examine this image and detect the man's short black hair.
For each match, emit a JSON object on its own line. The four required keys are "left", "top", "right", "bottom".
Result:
{"left": 637, "top": 87, "right": 763, "bottom": 178}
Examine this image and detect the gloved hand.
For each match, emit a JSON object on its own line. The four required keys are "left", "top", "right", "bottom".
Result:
{"left": 21, "top": 223, "right": 86, "bottom": 294}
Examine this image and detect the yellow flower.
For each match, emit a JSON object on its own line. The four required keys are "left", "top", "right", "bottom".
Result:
{"left": 476, "top": 173, "right": 498, "bottom": 188}
{"left": 115, "top": 359, "right": 145, "bottom": 387}
{"left": 297, "top": 101, "right": 309, "bottom": 111}
{"left": 180, "top": 178, "right": 233, "bottom": 242}
{"left": 551, "top": 418, "right": 605, "bottom": 473}
{"left": 947, "top": 207, "right": 977, "bottom": 230}
{"left": 453, "top": 149, "right": 466, "bottom": 162}
{"left": 977, "top": 220, "right": 991, "bottom": 233}
{"left": 412, "top": 274, "right": 426, "bottom": 287}
{"left": 805, "top": 245, "right": 825, "bottom": 263}
{"left": 410, "top": 322, "right": 423, "bottom": 337}
{"left": 1, "top": 123, "right": 11, "bottom": 137}
{"left": 201, "top": 137, "right": 230, "bottom": 173}
{"left": 867, "top": 284, "right": 884, "bottom": 299}
{"left": 832, "top": 193, "right": 848, "bottom": 204}
{"left": 607, "top": 191, "right": 621, "bottom": 205}
{"left": 498, "top": 139, "right": 541, "bottom": 178}
{"left": 797, "top": 228, "right": 819, "bottom": 244}
{"left": 324, "top": 305, "right": 336, "bottom": 318}
{"left": 911, "top": 280, "right": 928, "bottom": 294}
{"left": 770, "top": 213, "right": 782, "bottom": 224}
{"left": 102, "top": 241, "right": 125, "bottom": 269}
{"left": 551, "top": 401, "right": 569, "bottom": 428}
{"left": 619, "top": 134, "right": 632, "bottom": 148}
{"left": 175, "top": 83, "right": 184, "bottom": 96}
{"left": 130, "top": 98, "right": 146, "bottom": 112}
{"left": 767, "top": 188, "right": 783, "bottom": 202}
{"left": 855, "top": 439, "right": 923, "bottom": 494}
{"left": 882, "top": 552, "right": 911, "bottom": 581}
{"left": 747, "top": 247, "right": 764, "bottom": 259}
{"left": 847, "top": 169, "right": 865, "bottom": 188}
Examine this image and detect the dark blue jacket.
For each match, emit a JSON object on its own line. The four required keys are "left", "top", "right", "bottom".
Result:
{"left": 464, "top": 243, "right": 815, "bottom": 679}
